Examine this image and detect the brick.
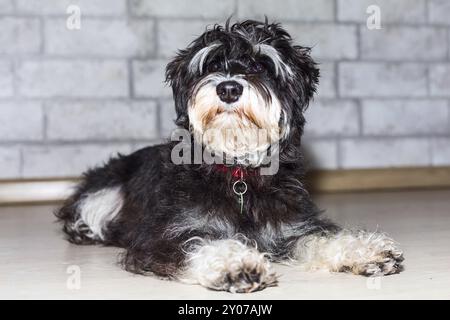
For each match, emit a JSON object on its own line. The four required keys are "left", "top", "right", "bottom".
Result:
{"left": 362, "top": 99, "right": 449, "bottom": 135}
{"left": 238, "top": 0, "right": 334, "bottom": 22}
{"left": 302, "top": 139, "right": 338, "bottom": 169}
{"left": 429, "top": 0, "right": 450, "bottom": 25}
{"left": 17, "top": 60, "right": 128, "bottom": 98}
{"left": 431, "top": 138, "right": 450, "bottom": 166}
{"left": 286, "top": 24, "right": 358, "bottom": 60}
{"left": 341, "top": 138, "right": 430, "bottom": 168}
{"left": 16, "top": 0, "right": 126, "bottom": 15}
{"left": 160, "top": 99, "right": 178, "bottom": 138}
{"left": 46, "top": 101, "right": 158, "bottom": 141}
{"left": 0, "top": 147, "right": 21, "bottom": 179}
{"left": 430, "top": 64, "right": 450, "bottom": 97}
{"left": 0, "top": 0, "right": 13, "bottom": 13}
{"left": 337, "top": 0, "right": 426, "bottom": 23}
{"left": 44, "top": 19, "right": 155, "bottom": 57}
{"left": 317, "top": 62, "right": 336, "bottom": 98}
{"left": 305, "top": 100, "right": 359, "bottom": 137}
{"left": 0, "top": 61, "right": 13, "bottom": 97}
{"left": 132, "top": 59, "right": 171, "bottom": 98}
{"left": 158, "top": 20, "right": 211, "bottom": 58}
{"left": 0, "top": 18, "right": 41, "bottom": 54}
{"left": 0, "top": 102, "right": 43, "bottom": 141}
{"left": 130, "top": 0, "right": 235, "bottom": 18}
{"left": 339, "top": 62, "right": 427, "bottom": 97}
{"left": 360, "top": 26, "right": 447, "bottom": 61}
{"left": 22, "top": 143, "right": 132, "bottom": 178}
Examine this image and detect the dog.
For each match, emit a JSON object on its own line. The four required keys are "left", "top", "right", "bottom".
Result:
{"left": 55, "top": 20, "right": 404, "bottom": 293}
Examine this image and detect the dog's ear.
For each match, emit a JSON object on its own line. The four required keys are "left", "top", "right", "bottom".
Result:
{"left": 165, "top": 50, "right": 193, "bottom": 128}
{"left": 289, "top": 45, "right": 319, "bottom": 110}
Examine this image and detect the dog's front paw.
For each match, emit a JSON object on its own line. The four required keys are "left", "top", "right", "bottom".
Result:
{"left": 221, "top": 254, "right": 278, "bottom": 293}
{"left": 182, "top": 239, "right": 278, "bottom": 293}
{"left": 344, "top": 247, "right": 404, "bottom": 276}
{"left": 336, "top": 231, "right": 404, "bottom": 277}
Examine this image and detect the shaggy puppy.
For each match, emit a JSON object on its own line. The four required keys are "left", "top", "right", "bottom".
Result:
{"left": 56, "top": 20, "right": 404, "bottom": 293}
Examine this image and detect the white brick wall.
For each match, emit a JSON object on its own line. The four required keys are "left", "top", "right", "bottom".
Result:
{"left": 337, "top": 0, "right": 427, "bottom": 23}
{"left": 429, "top": 64, "right": 450, "bottom": 97}
{"left": 339, "top": 63, "right": 428, "bottom": 97}
{"left": 316, "top": 62, "right": 336, "bottom": 98}
{"left": 22, "top": 144, "right": 132, "bottom": 178}
{"left": 360, "top": 26, "right": 447, "bottom": 61}
{"left": 132, "top": 60, "right": 171, "bottom": 97}
{"left": 0, "top": 102, "right": 43, "bottom": 141}
{"left": 238, "top": 0, "right": 334, "bottom": 22}
{"left": 15, "top": 0, "right": 127, "bottom": 16}
{"left": 0, "top": 147, "right": 21, "bottom": 179}
{"left": 160, "top": 99, "right": 178, "bottom": 137}
{"left": 130, "top": 0, "right": 235, "bottom": 19}
{"left": 286, "top": 24, "right": 358, "bottom": 60}
{"left": 157, "top": 20, "right": 214, "bottom": 58}
{"left": 428, "top": 0, "right": 450, "bottom": 25}
{"left": 45, "top": 101, "right": 158, "bottom": 141}
{"left": 0, "top": 18, "right": 41, "bottom": 54}
{"left": 0, "top": 0, "right": 449, "bottom": 179}
{"left": 0, "top": 0, "right": 13, "bottom": 14}
{"left": 0, "top": 61, "right": 13, "bottom": 97}
{"left": 305, "top": 100, "right": 360, "bottom": 137}
{"left": 17, "top": 60, "right": 128, "bottom": 97}
{"left": 431, "top": 138, "right": 450, "bottom": 166}
{"left": 44, "top": 19, "right": 155, "bottom": 57}
{"left": 340, "top": 138, "right": 431, "bottom": 169}
{"left": 361, "top": 100, "right": 449, "bottom": 135}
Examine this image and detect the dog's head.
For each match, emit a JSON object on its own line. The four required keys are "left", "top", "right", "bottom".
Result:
{"left": 166, "top": 20, "right": 319, "bottom": 165}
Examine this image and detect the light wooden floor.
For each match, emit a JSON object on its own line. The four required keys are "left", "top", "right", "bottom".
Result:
{"left": 1, "top": 189, "right": 450, "bottom": 300}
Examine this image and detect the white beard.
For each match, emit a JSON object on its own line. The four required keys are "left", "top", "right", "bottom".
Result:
{"left": 188, "top": 74, "right": 287, "bottom": 166}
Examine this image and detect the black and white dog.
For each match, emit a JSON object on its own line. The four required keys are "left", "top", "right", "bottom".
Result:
{"left": 56, "top": 20, "right": 404, "bottom": 293}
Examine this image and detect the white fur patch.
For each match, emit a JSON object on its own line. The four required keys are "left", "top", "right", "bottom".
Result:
{"left": 180, "top": 238, "right": 277, "bottom": 293}
{"left": 74, "top": 187, "right": 123, "bottom": 240}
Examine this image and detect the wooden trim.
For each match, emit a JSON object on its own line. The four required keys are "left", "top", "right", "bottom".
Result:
{"left": 307, "top": 166, "right": 450, "bottom": 193}
{"left": 0, "top": 180, "right": 78, "bottom": 205}
{"left": 1, "top": 167, "right": 450, "bottom": 204}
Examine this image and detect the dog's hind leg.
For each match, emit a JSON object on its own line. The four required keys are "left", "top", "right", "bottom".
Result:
{"left": 55, "top": 156, "right": 129, "bottom": 245}
{"left": 56, "top": 186, "right": 123, "bottom": 244}
{"left": 291, "top": 229, "right": 404, "bottom": 276}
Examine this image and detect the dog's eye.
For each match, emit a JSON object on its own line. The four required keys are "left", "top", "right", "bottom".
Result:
{"left": 208, "top": 62, "right": 222, "bottom": 73}
{"left": 249, "top": 62, "right": 265, "bottom": 74}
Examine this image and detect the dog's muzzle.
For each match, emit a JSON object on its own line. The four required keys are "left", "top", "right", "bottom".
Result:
{"left": 216, "top": 81, "right": 243, "bottom": 103}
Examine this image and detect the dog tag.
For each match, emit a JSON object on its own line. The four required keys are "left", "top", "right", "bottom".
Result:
{"left": 232, "top": 180, "right": 247, "bottom": 214}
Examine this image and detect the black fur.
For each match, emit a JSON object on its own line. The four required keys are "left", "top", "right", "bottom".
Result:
{"left": 55, "top": 20, "right": 339, "bottom": 278}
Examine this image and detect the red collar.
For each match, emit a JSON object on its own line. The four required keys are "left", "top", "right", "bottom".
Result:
{"left": 214, "top": 164, "right": 258, "bottom": 179}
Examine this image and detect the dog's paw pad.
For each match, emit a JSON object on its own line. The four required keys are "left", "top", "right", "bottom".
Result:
{"left": 225, "top": 266, "right": 278, "bottom": 293}
{"left": 349, "top": 249, "right": 404, "bottom": 276}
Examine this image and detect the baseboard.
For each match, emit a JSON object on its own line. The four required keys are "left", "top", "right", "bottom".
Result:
{"left": 1, "top": 166, "right": 450, "bottom": 204}
{"left": 0, "top": 179, "right": 78, "bottom": 205}
{"left": 307, "top": 166, "right": 450, "bottom": 192}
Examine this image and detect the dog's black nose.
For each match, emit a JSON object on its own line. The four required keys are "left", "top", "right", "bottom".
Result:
{"left": 216, "top": 81, "right": 243, "bottom": 103}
